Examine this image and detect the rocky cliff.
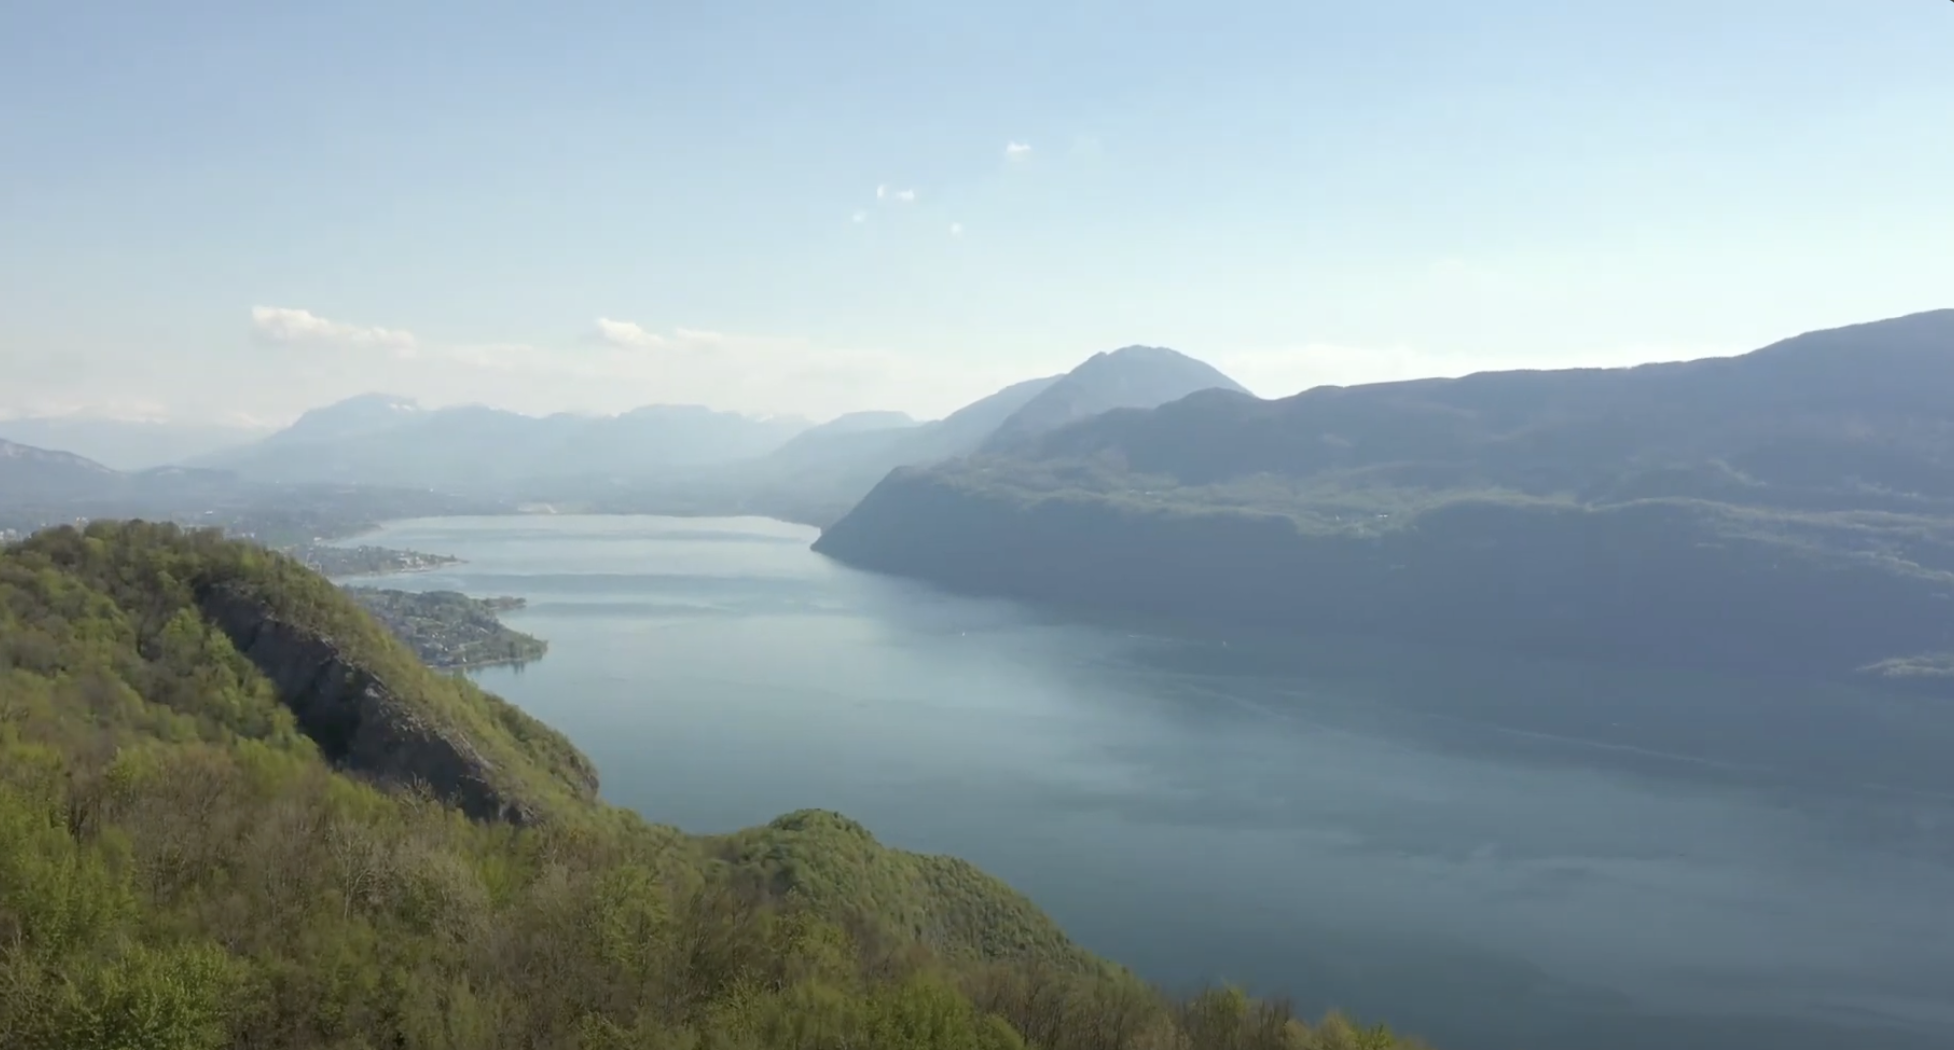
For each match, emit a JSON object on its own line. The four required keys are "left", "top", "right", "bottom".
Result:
{"left": 199, "top": 581, "right": 550, "bottom": 824}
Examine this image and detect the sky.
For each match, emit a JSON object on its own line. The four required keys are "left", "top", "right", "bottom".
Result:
{"left": 2, "top": 0, "right": 1951, "bottom": 428}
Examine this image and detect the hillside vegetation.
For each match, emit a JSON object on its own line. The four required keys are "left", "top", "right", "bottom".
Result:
{"left": 815, "top": 310, "right": 1954, "bottom": 691}
{"left": 0, "top": 521, "right": 1425, "bottom": 1050}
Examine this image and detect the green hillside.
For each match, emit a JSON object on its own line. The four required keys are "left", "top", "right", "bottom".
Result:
{"left": 0, "top": 520, "right": 1425, "bottom": 1050}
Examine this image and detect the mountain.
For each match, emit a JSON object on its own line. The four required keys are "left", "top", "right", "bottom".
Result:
{"left": 0, "top": 417, "right": 271, "bottom": 470}
{"left": 522, "top": 374, "right": 1070, "bottom": 525}
{"left": 0, "top": 438, "right": 266, "bottom": 510}
{"left": 927, "top": 374, "right": 1067, "bottom": 452}
{"left": 199, "top": 348, "right": 1243, "bottom": 520}
{"left": 0, "top": 519, "right": 1425, "bottom": 1049}
{"left": 757, "top": 377, "right": 1062, "bottom": 479}
{"left": 258, "top": 392, "right": 426, "bottom": 446}
{"left": 196, "top": 395, "right": 813, "bottom": 490}
{"left": 554, "top": 403, "right": 815, "bottom": 475}
{"left": 981, "top": 345, "right": 1251, "bottom": 453}
{"left": 798, "top": 409, "right": 918, "bottom": 437}
{"left": 0, "top": 437, "right": 123, "bottom": 500}
{"left": 815, "top": 310, "right": 1954, "bottom": 692}
{"left": 0, "top": 432, "right": 505, "bottom": 548}
{"left": 1014, "top": 311, "right": 1954, "bottom": 508}
{"left": 576, "top": 350, "right": 1247, "bottom": 527}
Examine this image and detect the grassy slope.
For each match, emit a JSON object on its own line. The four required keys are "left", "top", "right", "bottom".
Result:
{"left": 0, "top": 520, "right": 1422, "bottom": 1050}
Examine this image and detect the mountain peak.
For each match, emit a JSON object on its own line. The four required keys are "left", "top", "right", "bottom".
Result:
{"left": 980, "top": 345, "right": 1249, "bottom": 452}
{"left": 0, "top": 437, "right": 116, "bottom": 472}
{"left": 1093, "top": 344, "right": 1185, "bottom": 361}
{"left": 269, "top": 394, "right": 426, "bottom": 447}
{"left": 0, "top": 437, "right": 123, "bottom": 502}
{"left": 316, "top": 392, "right": 421, "bottom": 414}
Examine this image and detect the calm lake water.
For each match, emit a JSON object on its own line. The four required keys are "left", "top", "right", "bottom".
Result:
{"left": 342, "top": 514, "right": 1954, "bottom": 1050}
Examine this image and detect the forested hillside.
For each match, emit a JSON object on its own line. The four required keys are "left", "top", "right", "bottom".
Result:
{"left": 816, "top": 311, "right": 1954, "bottom": 692}
{"left": 0, "top": 521, "right": 1423, "bottom": 1050}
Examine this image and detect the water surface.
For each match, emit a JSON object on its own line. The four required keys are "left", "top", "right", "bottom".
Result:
{"left": 342, "top": 515, "right": 1954, "bottom": 1050}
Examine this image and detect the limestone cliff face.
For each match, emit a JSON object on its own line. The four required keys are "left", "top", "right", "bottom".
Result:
{"left": 198, "top": 582, "right": 543, "bottom": 825}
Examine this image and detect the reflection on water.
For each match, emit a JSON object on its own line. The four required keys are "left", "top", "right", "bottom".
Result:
{"left": 341, "top": 515, "right": 1954, "bottom": 1050}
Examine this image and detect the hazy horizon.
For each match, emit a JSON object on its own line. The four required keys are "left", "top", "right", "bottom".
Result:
{"left": 0, "top": 336, "right": 1749, "bottom": 435}
{"left": 5, "top": 2, "right": 1951, "bottom": 425}
{"left": 0, "top": 309, "right": 1947, "bottom": 438}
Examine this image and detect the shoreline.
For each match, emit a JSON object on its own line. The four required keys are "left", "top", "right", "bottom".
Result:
{"left": 447, "top": 654, "right": 543, "bottom": 674}
{"left": 319, "top": 560, "right": 466, "bottom": 582}
{"left": 437, "top": 649, "right": 543, "bottom": 676}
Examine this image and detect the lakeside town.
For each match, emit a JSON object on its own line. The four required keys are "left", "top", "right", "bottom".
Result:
{"left": 291, "top": 543, "right": 461, "bottom": 578}
{"left": 345, "top": 587, "right": 548, "bottom": 672}
{"left": 291, "top": 535, "right": 548, "bottom": 673}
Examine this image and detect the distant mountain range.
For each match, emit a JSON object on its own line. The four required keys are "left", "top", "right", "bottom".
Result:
{"left": 0, "top": 417, "right": 270, "bottom": 470}
{"left": 0, "top": 438, "right": 123, "bottom": 500}
{"left": 0, "top": 434, "right": 495, "bottom": 544}
{"left": 555, "top": 345, "right": 1252, "bottom": 524}
{"left": 155, "top": 345, "right": 1241, "bottom": 526}
{"left": 815, "top": 309, "right": 1954, "bottom": 695}
{"left": 189, "top": 396, "right": 816, "bottom": 489}
{"left": 2, "top": 343, "right": 1249, "bottom": 541}
{"left": 0, "top": 440, "right": 252, "bottom": 509}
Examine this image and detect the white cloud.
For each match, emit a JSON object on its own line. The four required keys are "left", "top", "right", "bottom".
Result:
{"left": 949, "top": 222, "right": 964, "bottom": 237}
{"left": 875, "top": 184, "right": 887, "bottom": 200}
{"left": 250, "top": 306, "right": 417, "bottom": 355}
{"left": 851, "top": 210, "right": 867, "bottom": 223}
{"left": 1004, "top": 141, "right": 1032, "bottom": 159}
{"left": 889, "top": 187, "right": 916, "bottom": 204}
{"left": 592, "top": 317, "right": 668, "bottom": 350}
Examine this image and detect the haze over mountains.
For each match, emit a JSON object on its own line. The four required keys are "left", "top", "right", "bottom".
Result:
{"left": 646, "top": 345, "right": 1249, "bottom": 524}
{"left": 816, "top": 309, "right": 1954, "bottom": 694}
{"left": 14, "top": 307, "right": 1954, "bottom": 702}
{"left": 0, "top": 341, "right": 1254, "bottom": 550}
{"left": 0, "top": 416, "right": 270, "bottom": 471}
{"left": 158, "top": 344, "right": 1250, "bottom": 525}
{"left": 0, "top": 438, "right": 272, "bottom": 512}
{"left": 0, "top": 437, "right": 124, "bottom": 500}
{"left": 190, "top": 395, "right": 816, "bottom": 488}
{"left": 0, "top": 432, "right": 495, "bottom": 543}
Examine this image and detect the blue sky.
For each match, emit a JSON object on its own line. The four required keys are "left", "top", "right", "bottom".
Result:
{"left": 2, "top": 0, "right": 1950, "bottom": 425}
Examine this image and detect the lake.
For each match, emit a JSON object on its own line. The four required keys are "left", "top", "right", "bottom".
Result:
{"left": 342, "top": 514, "right": 1954, "bottom": 1050}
